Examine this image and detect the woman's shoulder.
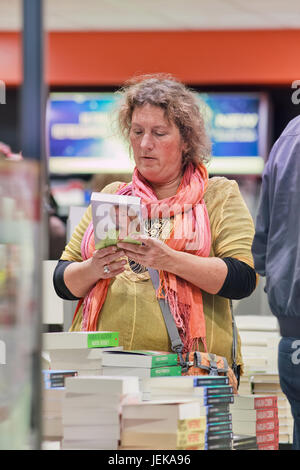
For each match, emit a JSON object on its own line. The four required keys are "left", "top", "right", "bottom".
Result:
{"left": 100, "top": 181, "right": 129, "bottom": 195}
{"left": 204, "top": 176, "right": 238, "bottom": 207}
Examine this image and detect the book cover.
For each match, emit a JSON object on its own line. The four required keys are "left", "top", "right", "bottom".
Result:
{"left": 102, "top": 350, "right": 178, "bottom": 368}
{"left": 43, "top": 331, "right": 119, "bottom": 350}
{"left": 91, "top": 192, "right": 143, "bottom": 249}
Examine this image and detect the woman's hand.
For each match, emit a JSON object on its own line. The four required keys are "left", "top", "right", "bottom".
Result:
{"left": 88, "top": 245, "right": 127, "bottom": 279}
{"left": 64, "top": 245, "right": 127, "bottom": 298}
{"left": 117, "top": 235, "right": 175, "bottom": 272}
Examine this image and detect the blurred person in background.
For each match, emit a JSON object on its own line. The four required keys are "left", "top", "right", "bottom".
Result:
{"left": 252, "top": 116, "right": 300, "bottom": 450}
{"left": 0, "top": 141, "right": 66, "bottom": 260}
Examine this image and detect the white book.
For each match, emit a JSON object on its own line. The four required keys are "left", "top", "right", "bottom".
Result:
{"left": 63, "top": 391, "right": 142, "bottom": 409}
{"left": 122, "top": 399, "right": 203, "bottom": 422}
{"left": 65, "top": 375, "right": 140, "bottom": 396}
{"left": 101, "top": 350, "right": 178, "bottom": 369}
{"left": 235, "top": 315, "right": 279, "bottom": 331}
{"left": 91, "top": 192, "right": 143, "bottom": 249}
{"left": 43, "top": 331, "right": 119, "bottom": 350}
{"left": 61, "top": 439, "right": 119, "bottom": 450}
{"left": 63, "top": 424, "right": 120, "bottom": 441}
{"left": 63, "top": 408, "right": 120, "bottom": 426}
{"left": 239, "top": 330, "right": 279, "bottom": 346}
{"left": 49, "top": 346, "right": 123, "bottom": 362}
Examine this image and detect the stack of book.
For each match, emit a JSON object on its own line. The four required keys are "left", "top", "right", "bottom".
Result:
{"left": 101, "top": 350, "right": 182, "bottom": 380}
{"left": 119, "top": 399, "right": 206, "bottom": 450}
{"left": 231, "top": 394, "right": 279, "bottom": 450}
{"left": 42, "top": 387, "right": 66, "bottom": 442}
{"left": 235, "top": 315, "right": 280, "bottom": 374}
{"left": 61, "top": 375, "right": 141, "bottom": 450}
{"left": 250, "top": 372, "right": 293, "bottom": 445}
{"left": 43, "top": 331, "right": 122, "bottom": 375}
{"left": 141, "top": 375, "right": 234, "bottom": 450}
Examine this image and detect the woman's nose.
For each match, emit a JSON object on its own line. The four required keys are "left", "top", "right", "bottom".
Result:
{"left": 140, "top": 133, "right": 154, "bottom": 150}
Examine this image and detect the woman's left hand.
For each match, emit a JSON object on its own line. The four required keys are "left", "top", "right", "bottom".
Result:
{"left": 117, "top": 235, "right": 175, "bottom": 272}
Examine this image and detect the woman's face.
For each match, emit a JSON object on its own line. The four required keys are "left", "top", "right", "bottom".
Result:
{"left": 129, "top": 103, "right": 186, "bottom": 185}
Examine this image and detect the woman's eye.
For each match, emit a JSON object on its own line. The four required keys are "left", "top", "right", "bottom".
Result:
{"left": 154, "top": 132, "right": 166, "bottom": 137}
{"left": 133, "top": 130, "right": 143, "bottom": 135}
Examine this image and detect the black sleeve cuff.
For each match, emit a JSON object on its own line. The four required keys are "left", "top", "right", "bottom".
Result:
{"left": 217, "top": 257, "right": 256, "bottom": 300}
{"left": 53, "top": 260, "right": 82, "bottom": 300}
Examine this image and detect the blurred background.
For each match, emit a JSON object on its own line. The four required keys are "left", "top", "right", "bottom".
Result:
{"left": 0, "top": 0, "right": 299, "bottom": 449}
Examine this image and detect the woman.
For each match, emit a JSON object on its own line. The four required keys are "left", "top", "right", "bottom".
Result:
{"left": 54, "top": 75, "right": 257, "bottom": 376}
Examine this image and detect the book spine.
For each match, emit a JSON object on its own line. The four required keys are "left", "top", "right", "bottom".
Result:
{"left": 151, "top": 354, "right": 178, "bottom": 367}
{"left": 254, "top": 396, "right": 278, "bottom": 409}
{"left": 87, "top": 332, "right": 119, "bottom": 348}
{"left": 207, "top": 404, "right": 230, "bottom": 416}
{"left": 194, "top": 376, "right": 229, "bottom": 387}
{"left": 177, "top": 431, "right": 205, "bottom": 447}
{"left": 256, "top": 418, "right": 279, "bottom": 433}
{"left": 207, "top": 413, "right": 232, "bottom": 424}
{"left": 257, "top": 442, "right": 279, "bottom": 450}
{"left": 204, "top": 395, "right": 234, "bottom": 406}
{"left": 256, "top": 407, "right": 278, "bottom": 421}
{"left": 205, "top": 431, "right": 233, "bottom": 442}
{"left": 177, "top": 418, "right": 206, "bottom": 433}
{"left": 44, "top": 371, "right": 77, "bottom": 379}
{"left": 204, "top": 386, "right": 233, "bottom": 396}
{"left": 256, "top": 431, "right": 279, "bottom": 444}
{"left": 207, "top": 422, "right": 232, "bottom": 434}
{"left": 150, "top": 366, "right": 182, "bottom": 378}
{"left": 205, "top": 441, "right": 232, "bottom": 450}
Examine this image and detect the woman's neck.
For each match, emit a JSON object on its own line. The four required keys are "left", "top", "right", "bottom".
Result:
{"left": 150, "top": 174, "right": 183, "bottom": 200}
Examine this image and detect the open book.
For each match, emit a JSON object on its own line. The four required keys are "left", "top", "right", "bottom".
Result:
{"left": 91, "top": 192, "right": 144, "bottom": 249}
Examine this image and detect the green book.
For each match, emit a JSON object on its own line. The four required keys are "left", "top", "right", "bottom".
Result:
{"left": 101, "top": 350, "right": 179, "bottom": 368}
{"left": 150, "top": 365, "right": 182, "bottom": 378}
{"left": 101, "top": 365, "right": 182, "bottom": 379}
{"left": 43, "top": 331, "right": 119, "bottom": 350}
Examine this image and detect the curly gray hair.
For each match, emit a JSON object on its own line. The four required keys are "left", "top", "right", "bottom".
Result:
{"left": 117, "top": 74, "right": 211, "bottom": 168}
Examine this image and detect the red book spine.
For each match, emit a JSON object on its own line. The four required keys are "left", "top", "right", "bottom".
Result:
{"left": 254, "top": 396, "right": 278, "bottom": 409}
{"left": 256, "top": 418, "right": 279, "bottom": 433}
{"left": 256, "top": 407, "right": 278, "bottom": 421}
{"left": 258, "top": 442, "right": 279, "bottom": 450}
{"left": 256, "top": 430, "right": 279, "bottom": 444}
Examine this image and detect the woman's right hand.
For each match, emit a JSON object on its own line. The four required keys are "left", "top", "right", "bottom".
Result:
{"left": 88, "top": 245, "right": 127, "bottom": 280}
{"left": 64, "top": 246, "right": 127, "bottom": 298}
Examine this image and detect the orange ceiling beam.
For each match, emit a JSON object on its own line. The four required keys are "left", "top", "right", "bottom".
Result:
{"left": 1, "top": 30, "right": 299, "bottom": 86}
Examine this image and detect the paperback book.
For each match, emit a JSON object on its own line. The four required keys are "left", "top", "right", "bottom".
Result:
{"left": 102, "top": 350, "right": 178, "bottom": 368}
{"left": 43, "top": 331, "right": 119, "bottom": 350}
{"left": 91, "top": 192, "right": 143, "bottom": 249}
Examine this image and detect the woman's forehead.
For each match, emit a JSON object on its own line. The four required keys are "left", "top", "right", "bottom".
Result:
{"left": 131, "top": 103, "right": 172, "bottom": 127}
